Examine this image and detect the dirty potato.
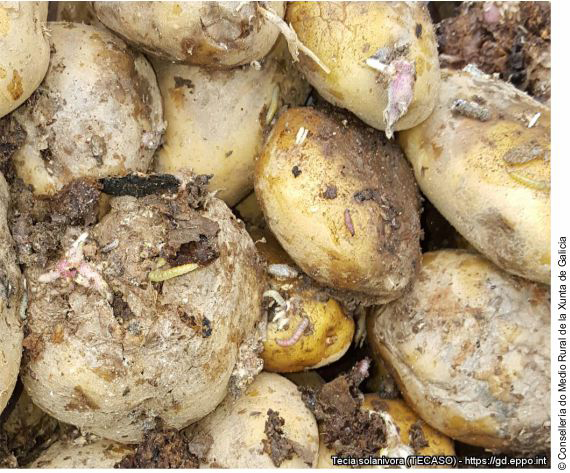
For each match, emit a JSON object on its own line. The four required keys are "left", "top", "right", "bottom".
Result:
{"left": 368, "top": 250, "right": 550, "bottom": 453}
{"left": 153, "top": 39, "right": 310, "bottom": 206}
{"left": 10, "top": 22, "right": 165, "bottom": 196}
{"left": 29, "top": 438, "right": 134, "bottom": 468}
{"left": 286, "top": 2, "right": 440, "bottom": 137}
{"left": 317, "top": 395, "right": 455, "bottom": 468}
{"left": 399, "top": 67, "right": 550, "bottom": 284}
{"left": 0, "top": 2, "right": 50, "bottom": 119}
{"left": 254, "top": 107, "right": 422, "bottom": 306}
{"left": 236, "top": 192, "right": 355, "bottom": 372}
{"left": 0, "top": 174, "right": 23, "bottom": 415}
{"left": 21, "top": 186, "right": 265, "bottom": 443}
{"left": 190, "top": 372, "right": 319, "bottom": 468}
{"left": 93, "top": 2, "right": 285, "bottom": 67}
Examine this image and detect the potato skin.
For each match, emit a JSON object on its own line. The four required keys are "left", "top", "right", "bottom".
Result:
{"left": 255, "top": 107, "right": 421, "bottom": 305}
{"left": 0, "top": 174, "right": 23, "bottom": 414}
{"left": 29, "top": 438, "right": 133, "bottom": 468}
{"left": 11, "top": 22, "right": 165, "bottom": 196}
{"left": 0, "top": 2, "right": 50, "bottom": 118}
{"left": 399, "top": 68, "right": 550, "bottom": 284}
{"left": 368, "top": 250, "right": 550, "bottom": 453}
{"left": 21, "top": 194, "right": 265, "bottom": 443}
{"left": 286, "top": 2, "right": 440, "bottom": 133}
{"left": 191, "top": 372, "right": 319, "bottom": 468}
{"left": 317, "top": 394, "right": 455, "bottom": 468}
{"left": 153, "top": 39, "right": 310, "bottom": 206}
{"left": 93, "top": 2, "right": 285, "bottom": 67}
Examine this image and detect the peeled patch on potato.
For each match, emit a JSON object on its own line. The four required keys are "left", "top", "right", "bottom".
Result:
{"left": 153, "top": 38, "right": 310, "bottom": 206}
{"left": 190, "top": 372, "right": 319, "bottom": 468}
{"left": 0, "top": 174, "right": 23, "bottom": 415}
{"left": 11, "top": 22, "right": 165, "bottom": 196}
{"left": 21, "top": 186, "right": 265, "bottom": 443}
{"left": 0, "top": 2, "right": 50, "bottom": 119}
{"left": 368, "top": 250, "right": 550, "bottom": 453}
{"left": 93, "top": 2, "right": 285, "bottom": 67}
{"left": 286, "top": 2, "right": 440, "bottom": 136}
{"left": 317, "top": 395, "right": 455, "bottom": 468}
{"left": 399, "top": 67, "right": 550, "bottom": 284}
{"left": 255, "top": 106, "right": 421, "bottom": 306}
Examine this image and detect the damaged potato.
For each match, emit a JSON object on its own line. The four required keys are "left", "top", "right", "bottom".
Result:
{"left": 286, "top": 2, "right": 440, "bottom": 137}
{"left": 21, "top": 187, "right": 265, "bottom": 443}
{"left": 0, "top": 2, "right": 50, "bottom": 119}
{"left": 368, "top": 250, "right": 550, "bottom": 453}
{"left": 190, "top": 372, "right": 319, "bottom": 468}
{"left": 399, "top": 67, "right": 550, "bottom": 284}
{"left": 254, "top": 106, "right": 422, "bottom": 306}
{"left": 0, "top": 174, "right": 23, "bottom": 414}
{"left": 10, "top": 22, "right": 165, "bottom": 196}
{"left": 92, "top": 2, "right": 285, "bottom": 67}
{"left": 236, "top": 193, "right": 355, "bottom": 373}
{"left": 317, "top": 395, "right": 455, "bottom": 468}
{"left": 437, "top": 1, "right": 551, "bottom": 102}
{"left": 153, "top": 38, "right": 310, "bottom": 206}
{"left": 29, "top": 437, "right": 134, "bottom": 468}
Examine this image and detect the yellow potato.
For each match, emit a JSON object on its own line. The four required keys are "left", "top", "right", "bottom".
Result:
{"left": 368, "top": 250, "right": 550, "bottom": 453}
{"left": 236, "top": 192, "right": 354, "bottom": 372}
{"left": 263, "top": 281, "right": 355, "bottom": 373}
{"left": 255, "top": 106, "right": 421, "bottom": 305}
{"left": 286, "top": 2, "right": 440, "bottom": 136}
{"left": 399, "top": 67, "right": 550, "bottom": 284}
{"left": 153, "top": 39, "right": 309, "bottom": 205}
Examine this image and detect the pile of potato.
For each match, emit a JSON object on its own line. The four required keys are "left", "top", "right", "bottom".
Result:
{"left": 0, "top": 0, "right": 550, "bottom": 468}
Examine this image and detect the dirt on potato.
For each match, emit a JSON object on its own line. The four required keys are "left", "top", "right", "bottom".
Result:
{"left": 262, "top": 409, "right": 296, "bottom": 467}
{"left": 115, "top": 428, "right": 212, "bottom": 469}
{"left": 409, "top": 420, "right": 429, "bottom": 451}
{"left": 301, "top": 359, "right": 389, "bottom": 457}
{"left": 437, "top": 2, "right": 551, "bottom": 101}
{"left": 9, "top": 178, "right": 101, "bottom": 267}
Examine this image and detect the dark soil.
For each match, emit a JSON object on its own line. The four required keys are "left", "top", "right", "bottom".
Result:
{"left": 115, "top": 428, "right": 211, "bottom": 469}
{"left": 437, "top": 2, "right": 551, "bottom": 101}
{"left": 262, "top": 409, "right": 295, "bottom": 467}
{"left": 301, "top": 359, "right": 388, "bottom": 457}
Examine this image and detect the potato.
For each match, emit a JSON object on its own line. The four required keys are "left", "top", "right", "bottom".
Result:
{"left": 317, "top": 395, "right": 455, "bottom": 468}
{"left": 21, "top": 187, "right": 265, "bottom": 443}
{"left": 236, "top": 192, "right": 355, "bottom": 372}
{"left": 29, "top": 437, "right": 133, "bottom": 468}
{"left": 93, "top": 2, "right": 285, "bottom": 67}
{"left": 0, "top": 2, "right": 50, "bottom": 118}
{"left": 286, "top": 2, "right": 440, "bottom": 136}
{"left": 0, "top": 174, "right": 23, "bottom": 415}
{"left": 254, "top": 106, "right": 421, "bottom": 306}
{"left": 368, "top": 250, "right": 550, "bottom": 453}
{"left": 153, "top": 39, "right": 310, "bottom": 206}
{"left": 399, "top": 67, "right": 550, "bottom": 284}
{"left": 190, "top": 372, "right": 319, "bottom": 468}
{"left": 284, "top": 370, "right": 326, "bottom": 391}
{"left": 263, "top": 281, "right": 354, "bottom": 373}
{"left": 10, "top": 22, "right": 165, "bottom": 196}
